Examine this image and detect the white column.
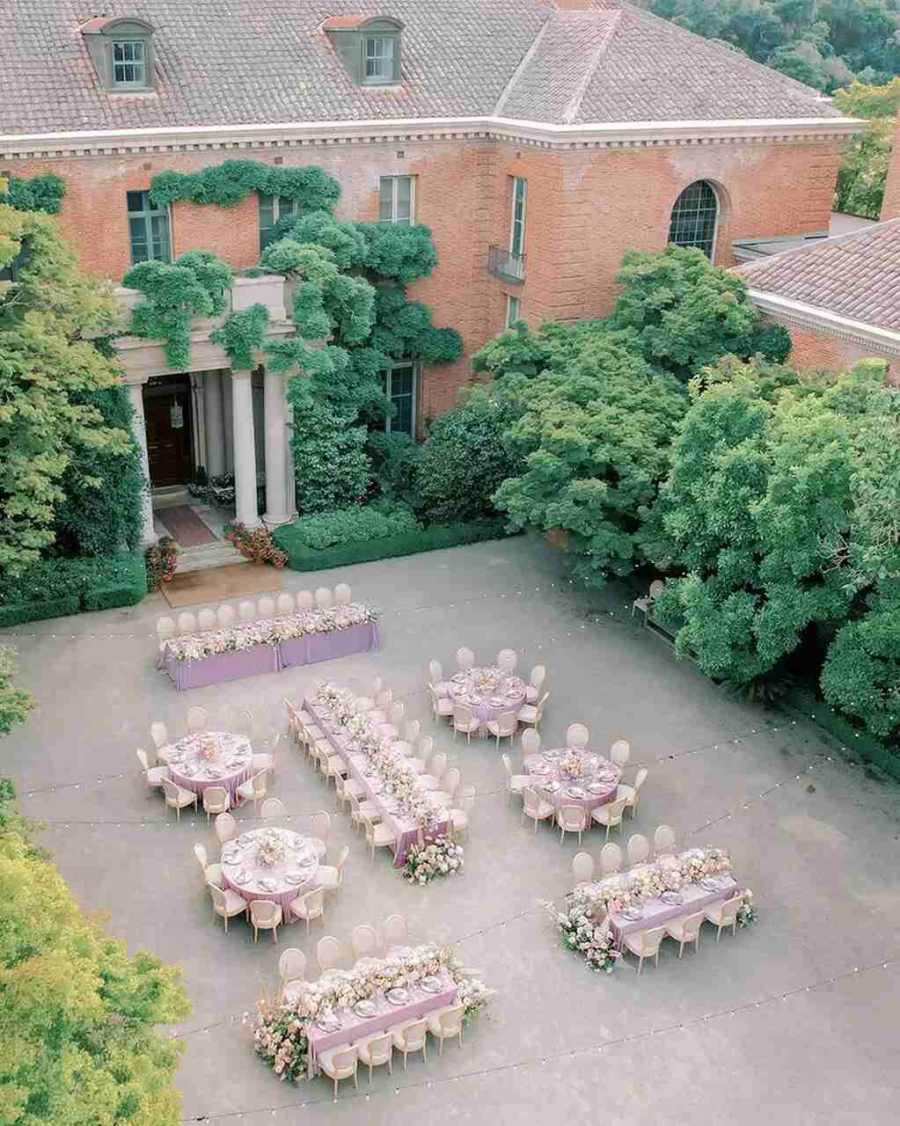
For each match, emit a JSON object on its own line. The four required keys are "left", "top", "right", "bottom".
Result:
{"left": 203, "top": 371, "right": 226, "bottom": 478}
{"left": 126, "top": 381, "right": 157, "bottom": 546}
{"left": 221, "top": 370, "right": 235, "bottom": 474}
{"left": 285, "top": 398, "right": 297, "bottom": 519}
{"left": 231, "top": 371, "right": 260, "bottom": 528}
{"left": 263, "top": 367, "right": 291, "bottom": 525}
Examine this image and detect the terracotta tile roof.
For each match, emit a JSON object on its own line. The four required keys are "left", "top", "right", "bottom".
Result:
{"left": 0, "top": 0, "right": 844, "bottom": 136}
{"left": 736, "top": 218, "right": 900, "bottom": 333}
{"left": 321, "top": 15, "right": 372, "bottom": 29}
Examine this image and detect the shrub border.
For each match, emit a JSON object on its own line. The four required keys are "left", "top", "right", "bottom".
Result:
{"left": 783, "top": 687, "right": 900, "bottom": 783}
{"left": 0, "top": 553, "right": 147, "bottom": 628}
{"left": 274, "top": 519, "right": 514, "bottom": 571}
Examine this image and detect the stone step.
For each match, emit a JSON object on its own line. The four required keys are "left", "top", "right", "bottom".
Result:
{"left": 175, "top": 540, "right": 245, "bottom": 574}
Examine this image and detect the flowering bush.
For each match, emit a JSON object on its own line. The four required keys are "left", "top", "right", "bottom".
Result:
{"left": 145, "top": 535, "right": 179, "bottom": 591}
{"left": 189, "top": 472, "right": 236, "bottom": 507}
{"left": 226, "top": 522, "right": 288, "bottom": 569}
{"left": 403, "top": 836, "right": 464, "bottom": 885}
{"left": 548, "top": 900, "right": 620, "bottom": 973}
{"left": 737, "top": 889, "right": 758, "bottom": 927}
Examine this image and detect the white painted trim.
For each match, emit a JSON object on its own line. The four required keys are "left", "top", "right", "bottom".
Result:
{"left": 748, "top": 289, "right": 900, "bottom": 356}
{"left": 0, "top": 114, "right": 864, "bottom": 159}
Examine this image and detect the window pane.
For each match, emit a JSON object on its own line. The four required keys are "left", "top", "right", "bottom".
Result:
{"left": 150, "top": 214, "right": 171, "bottom": 262}
{"left": 668, "top": 180, "right": 718, "bottom": 259}
{"left": 379, "top": 178, "right": 394, "bottom": 221}
{"left": 113, "top": 41, "right": 145, "bottom": 85}
{"left": 365, "top": 36, "right": 394, "bottom": 79}
{"left": 396, "top": 177, "right": 411, "bottom": 222}
{"left": 127, "top": 190, "right": 145, "bottom": 213}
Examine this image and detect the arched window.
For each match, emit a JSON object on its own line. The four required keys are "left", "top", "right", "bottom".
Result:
{"left": 668, "top": 181, "right": 719, "bottom": 259}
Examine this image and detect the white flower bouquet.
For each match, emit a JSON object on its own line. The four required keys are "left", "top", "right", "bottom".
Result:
{"left": 737, "top": 889, "right": 758, "bottom": 927}
{"left": 403, "top": 836, "right": 464, "bottom": 885}
{"left": 548, "top": 900, "right": 620, "bottom": 973}
{"left": 570, "top": 846, "right": 732, "bottom": 917}
{"left": 257, "top": 829, "right": 286, "bottom": 868}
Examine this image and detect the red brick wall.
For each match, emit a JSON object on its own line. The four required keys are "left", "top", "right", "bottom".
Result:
{"left": 880, "top": 122, "right": 900, "bottom": 221}
{"left": 772, "top": 320, "right": 898, "bottom": 385}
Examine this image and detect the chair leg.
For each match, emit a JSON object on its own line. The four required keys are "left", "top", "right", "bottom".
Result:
{"left": 637, "top": 955, "right": 643, "bottom": 975}
{"left": 253, "top": 925, "right": 258, "bottom": 943}
{"left": 655, "top": 949, "right": 660, "bottom": 967}
{"left": 439, "top": 1037, "right": 444, "bottom": 1056}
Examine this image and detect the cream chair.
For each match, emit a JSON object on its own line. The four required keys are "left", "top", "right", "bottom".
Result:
{"left": 406, "top": 734, "right": 432, "bottom": 774}
{"left": 229, "top": 706, "right": 255, "bottom": 737}
{"left": 502, "top": 753, "right": 529, "bottom": 803}
{"left": 351, "top": 924, "right": 379, "bottom": 960}
{"left": 238, "top": 600, "right": 256, "bottom": 623}
{"left": 253, "top": 731, "right": 279, "bottom": 775}
{"left": 429, "top": 660, "right": 449, "bottom": 696}
{"left": 162, "top": 777, "right": 198, "bottom": 821}
{"left": 456, "top": 646, "right": 475, "bottom": 671}
{"left": 314, "top": 845, "right": 349, "bottom": 894}
{"left": 323, "top": 749, "right": 349, "bottom": 790}
{"left": 704, "top": 894, "right": 743, "bottom": 941}
{"left": 257, "top": 595, "right": 276, "bottom": 619}
{"left": 626, "top": 832, "right": 650, "bottom": 868}
{"left": 404, "top": 719, "right": 421, "bottom": 744}
{"left": 496, "top": 648, "right": 517, "bottom": 672}
{"left": 521, "top": 728, "right": 541, "bottom": 756}
{"left": 316, "top": 935, "right": 342, "bottom": 973}
{"left": 599, "top": 841, "right": 622, "bottom": 876}
{"left": 419, "top": 751, "right": 447, "bottom": 790}
{"left": 449, "top": 785, "right": 475, "bottom": 840}
{"left": 487, "top": 709, "right": 518, "bottom": 749}
{"left": 290, "top": 886, "right": 325, "bottom": 936}
{"left": 236, "top": 770, "right": 268, "bottom": 812}
{"left": 217, "top": 605, "right": 236, "bottom": 629}
{"left": 517, "top": 691, "right": 549, "bottom": 733}
{"left": 623, "top": 924, "right": 667, "bottom": 974}
{"left": 278, "top": 947, "right": 306, "bottom": 1003}
{"left": 452, "top": 704, "right": 480, "bottom": 743}
{"left": 429, "top": 684, "right": 454, "bottom": 723}
{"left": 177, "top": 611, "right": 197, "bottom": 635}
{"left": 522, "top": 787, "right": 555, "bottom": 833}
{"left": 249, "top": 899, "right": 282, "bottom": 944}
{"left": 427, "top": 1004, "right": 465, "bottom": 1055}
{"left": 136, "top": 748, "right": 168, "bottom": 791}
{"left": 591, "top": 796, "right": 628, "bottom": 841}
{"left": 261, "top": 797, "right": 286, "bottom": 821}
{"left": 309, "top": 811, "right": 331, "bottom": 859}
{"left": 157, "top": 616, "right": 176, "bottom": 651}
{"left": 334, "top": 582, "right": 352, "bottom": 605}
{"left": 197, "top": 608, "right": 217, "bottom": 633}
{"left": 572, "top": 851, "right": 595, "bottom": 885}
{"left": 392, "top": 1019, "right": 428, "bottom": 1069}
{"left": 202, "top": 785, "right": 230, "bottom": 824}
{"left": 348, "top": 791, "right": 381, "bottom": 833}
{"left": 362, "top": 813, "right": 396, "bottom": 864}
{"left": 209, "top": 883, "right": 247, "bottom": 932}
{"left": 666, "top": 910, "right": 705, "bottom": 958}
{"left": 557, "top": 803, "right": 588, "bottom": 845}
{"left": 150, "top": 721, "right": 170, "bottom": 763}
{"left": 315, "top": 586, "right": 333, "bottom": 609}
{"left": 318, "top": 1045, "right": 358, "bottom": 1098}
{"left": 632, "top": 579, "right": 665, "bottom": 623}
{"left": 357, "top": 1032, "right": 393, "bottom": 1081}
{"left": 610, "top": 739, "right": 631, "bottom": 768}
{"left": 215, "top": 811, "right": 236, "bottom": 849}
{"left": 653, "top": 824, "right": 676, "bottom": 857}
{"left": 525, "top": 664, "right": 546, "bottom": 703}
{"left": 377, "top": 700, "right": 405, "bottom": 740}
{"left": 193, "top": 842, "right": 223, "bottom": 888}
{"left": 276, "top": 592, "right": 296, "bottom": 616}
{"left": 296, "top": 589, "right": 315, "bottom": 611}
{"left": 186, "top": 705, "right": 209, "bottom": 733}
{"left": 565, "top": 723, "right": 590, "bottom": 750}
{"left": 617, "top": 767, "right": 648, "bottom": 818}
{"left": 382, "top": 914, "right": 409, "bottom": 950}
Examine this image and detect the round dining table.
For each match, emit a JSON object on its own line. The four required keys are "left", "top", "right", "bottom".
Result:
{"left": 166, "top": 730, "right": 253, "bottom": 805}
{"left": 524, "top": 747, "right": 621, "bottom": 817}
{"left": 220, "top": 827, "right": 319, "bottom": 921}
{"left": 446, "top": 666, "right": 527, "bottom": 735}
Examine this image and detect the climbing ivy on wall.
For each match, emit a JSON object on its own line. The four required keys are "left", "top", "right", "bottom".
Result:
{"left": 210, "top": 303, "right": 270, "bottom": 372}
{"left": 149, "top": 159, "right": 342, "bottom": 211}
{"left": 0, "top": 173, "right": 66, "bottom": 215}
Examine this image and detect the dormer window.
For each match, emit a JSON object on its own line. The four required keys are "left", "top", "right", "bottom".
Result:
{"left": 323, "top": 16, "right": 403, "bottom": 87}
{"left": 81, "top": 17, "right": 155, "bottom": 93}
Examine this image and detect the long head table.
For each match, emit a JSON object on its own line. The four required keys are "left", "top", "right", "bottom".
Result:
{"left": 606, "top": 874, "right": 739, "bottom": 948}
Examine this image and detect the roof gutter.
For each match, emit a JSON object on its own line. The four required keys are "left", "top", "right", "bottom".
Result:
{"left": 747, "top": 289, "right": 900, "bottom": 356}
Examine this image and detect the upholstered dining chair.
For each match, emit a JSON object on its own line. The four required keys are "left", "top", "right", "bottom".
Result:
{"left": 496, "top": 648, "right": 517, "bottom": 672}
{"left": 653, "top": 824, "right": 676, "bottom": 857}
{"left": 136, "top": 748, "right": 168, "bottom": 792}
{"left": 290, "top": 886, "right": 325, "bottom": 936}
{"left": 565, "top": 723, "right": 590, "bottom": 750}
{"left": 260, "top": 797, "right": 286, "bottom": 821}
{"left": 520, "top": 728, "right": 541, "bottom": 757}
{"left": 591, "top": 796, "right": 628, "bottom": 841}
{"left": 193, "top": 842, "right": 223, "bottom": 888}
{"left": 162, "top": 777, "right": 198, "bottom": 821}
{"left": 431, "top": 766, "right": 461, "bottom": 807}
{"left": 296, "top": 590, "right": 314, "bottom": 611}
{"left": 404, "top": 719, "right": 420, "bottom": 744}
{"left": 362, "top": 813, "right": 395, "bottom": 864}
{"left": 253, "top": 731, "right": 279, "bottom": 775}
{"left": 249, "top": 899, "right": 282, "bottom": 944}
{"left": 276, "top": 592, "right": 296, "bottom": 616}
{"left": 314, "top": 586, "right": 333, "bottom": 609}
{"left": 617, "top": 767, "right": 648, "bottom": 818}
{"left": 217, "top": 605, "right": 236, "bottom": 629}
{"left": 350, "top": 924, "right": 379, "bottom": 961}
{"left": 209, "top": 883, "right": 248, "bottom": 933}
{"left": 197, "top": 608, "right": 217, "bottom": 633}
{"left": 419, "top": 751, "right": 447, "bottom": 790}
{"left": 238, "top": 600, "right": 256, "bottom": 623}
{"left": 487, "top": 710, "right": 518, "bottom": 749}
{"left": 316, "top": 935, "right": 342, "bottom": 973}
{"left": 177, "top": 611, "right": 197, "bottom": 635}
{"left": 318, "top": 1046, "right": 358, "bottom": 1098}
{"left": 229, "top": 705, "right": 255, "bottom": 737}
{"left": 236, "top": 770, "right": 268, "bottom": 812}
{"left": 215, "top": 811, "right": 236, "bottom": 850}
{"left": 149, "top": 721, "right": 170, "bottom": 763}
{"left": 502, "top": 753, "right": 528, "bottom": 803}
{"left": 632, "top": 579, "right": 665, "bottom": 623}
{"left": 278, "top": 947, "right": 306, "bottom": 1003}
{"left": 357, "top": 1032, "right": 394, "bottom": 1081}
{"left": 382, "top": 914, "right": 409, "bottom": 950}
{"left": 525, "top": 664, "right": 546, "bottom": 703}
{"left": 610, "top": 739, "right": 631, "bottom": 768}
{"left": 455, "top": 646, "right": 475, "bottom": 671}
{"left": 202, "top": 785, "right": 230, "bottom": 824}
{"left": 392, "top": 1019, "right": 428, "bottom": 1069}
{"left": 599, "top": 841, "right": 622, "bottom": 876}
{"left": 704, "top": 894, "right": 743, "bottom": 942}
{"left": 452, "top": 704, "right": 479, "bottom": 743}
{"left": 429, "top": 684, "right": 454, "bottom": 723}
{"left": 429, "top": 660, "right": 449, "bottom": 696}
{"left": 156, "top": 616, "right": 176, "bottom": 651}
{"left": 623, "top": 924, "right": 667, "bottom": 974}
{"left": 517, "top": 691, "right": 549, "bottom": 734}
{"left": 313, "top": 844, "right": 349, "bottom": 895}
{"left": 309, "top": 811, "right": 331, "bottom": 858}
{"left": 626, "top": 832, "right": 650, "bottom": 868}
{"left": 257, "top": 595, "right": 276, "bottom": 619}
{"left": 557, "top": 803, "right": 588, "bottom": 845}
{"left": 186, "top": 705, "right": 209, "bottom": 733}
{"left": 665, "top": 910, "right": 705, "bottom": 958}
{"left": 449, "top": 784, "right": 475, "bottom": 840}
{"left": 427, "top": 1004, "right": 465, "bottom": 1055}
{"left": 334, "top": 582, "right": 352, "bottom": 605}
{"left": 572, "top": 851, "right": 595, "bottom": 885}
{"left": 522, "top": 786, "right": 555, "bottom": 833}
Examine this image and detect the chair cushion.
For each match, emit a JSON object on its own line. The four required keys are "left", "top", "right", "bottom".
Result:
{"left": 237, "top": 781, "right": 254, "bottom": 799}
{"left": 591, "top": 807, "right": 618, "bottom": 825}
{"left": 436, "top": 700, "right": 454, "bottom": 715}
{"left": 222, "top": 890, "right": 247, "bottom": 914}
{"left": 450, "top": 809, "right": 468, "bottom": 830}
{"left": 344, "top": 780, "right": 365, "bottom": 798}
{"left": 616, "top": 784, "right": 635, "bottom": 802}
{"left": 326, "top": 756, "right": 348, "bottom": 776}
{"left": 529, "top": 801, "right": 554, "bottom": 819}
{"left": 509, "top": 775, "right": 528, "bottom": 791}
{"left": 406, "top": 759, "right": 426, "bottom": 773}
{"left": 392, "top": 1026, "right": 425, "bottom": 1050}
{"left": 357, "top": 1034, "right": 392, "bottom": 1065}
{"left": 309, "top": 837, "right": 328, "bottom": 859}
{"left": 147, "top": 766, "right": 169, "bottom": 785}
{"left": 372, "top": 824, "right": 395, "bottom": 845}
{"left": 518, "top": 706, "right": 537, "bottom": 721}
{"left": 313, "top": 866, "right": 339, "bottom": 889}
{"left": 434, "top": 681, "right": 450, "bottom": 697}
{"left": 525, "top": 686, "right": 539, "bottom": 702}
{"left": 318, "top": 1045, "right": 354, "bottom": 1076}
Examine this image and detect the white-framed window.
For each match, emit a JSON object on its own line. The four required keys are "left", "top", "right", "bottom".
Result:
{"left": 506, "top": 295, "right": 521, "bottom": 328}
{"left": 379, "top": 176, "right": 414, "bottom": 225}
{"left": 364, "top": 35, "right": 395, "bottom": 83}
{"left": 127, "top": 190, "right": 170, "bottom": 264}
{"left": 510, "top": 176, "right": 527, "bottom": 258}
{"left": 112, "top": 40, "right": 147, "bottom": 88}
{"left": 668, "top": 180, "right": 720, "bottom": 259}
{"left": 258, "top": 194, "right": 300, "bottom": 251}
{"left": 381, "top": 361, "right": 417, "bottom": 436}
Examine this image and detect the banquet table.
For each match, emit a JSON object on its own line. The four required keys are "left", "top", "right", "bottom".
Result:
{"left": 605, "top": 873, "right": 740, "bottom": 949}
{"left": 304, "top": 697, "right": 451, "bottom": 867}
{"left": 446, "top": 666, "right": 526, "bottom": 735}
{"left": 305, "top": 968, "right": 457, "bottom": 1078}
{"left": 524, "top": 748, "right": 620, "bottom": 817}
{"left": 166, "top": 730, "right": 253, "bottom": 805}
{"left": 220, "top": 827, "right": 319, "bottom": 920}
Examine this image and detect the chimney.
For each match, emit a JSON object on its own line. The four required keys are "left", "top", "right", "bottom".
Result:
{"left": 880, "top": 122, "right": 900, "bottom": 221}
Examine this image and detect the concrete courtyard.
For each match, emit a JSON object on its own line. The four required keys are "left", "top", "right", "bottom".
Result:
{"left": 2, "top": 535, "right": 899, "bottom": 1124}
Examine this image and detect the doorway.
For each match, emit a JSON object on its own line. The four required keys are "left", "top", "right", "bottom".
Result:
{"left": 144, "top": 375, "right": 194, "bottom": 487}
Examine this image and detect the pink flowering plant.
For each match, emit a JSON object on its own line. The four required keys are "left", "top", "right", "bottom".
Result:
{"left": 403, "top": 836, "right": 464, "bottom": 885}
{"left": 548, "top": 900, "right": 620, "bottom": 973}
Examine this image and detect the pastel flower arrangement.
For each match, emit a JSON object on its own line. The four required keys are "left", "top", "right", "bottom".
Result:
{"left": 547, "top": 900, "right": 620, "bottom": 973}
{"left": 166, "top": 605, "right": 380, "bottom": 663}
{"left": 403, "top": 836, "right": 464, "bottom": 884}
{"left": 570, "top": 847, "right": 732, "bottom": 918}
{"left": 198, "top": 737, "right": 219, "bottom": 762}
{"left": 256, "top": 829, "right": 286, "bottom": 868}
{"left": 559, "top": 749, "right": 585, "bottom": 778}
{"left": 473, "top": 669, "right": 499, "bottom": 693}
{"left": 737, "top": 889, "right": 758, "bottom": 927}
{"left": 252, "top": 943, "right": 492, "bottom": 1083}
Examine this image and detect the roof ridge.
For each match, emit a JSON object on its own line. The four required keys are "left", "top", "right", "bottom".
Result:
{"left": 738, "top": 216, "right": 900, "bottom": 277}
{"left": 562, "top": 9, "right": 623, "bottom": 124}
{"left": 493, "top": 14, "right": 552, "bottom": 118}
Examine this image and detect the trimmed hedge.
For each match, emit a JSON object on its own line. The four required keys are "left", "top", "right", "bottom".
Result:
{"left": 274, "top": 519, "right": 512, "bottom": 572}
{"left": 0, "top": 554, "right": 147, "bottom": 627}
{"left": 784, "top": 687, "right": 900, "bottom": 783}
{"left": 289, "top": 504, "right": 421, "bottom": 551}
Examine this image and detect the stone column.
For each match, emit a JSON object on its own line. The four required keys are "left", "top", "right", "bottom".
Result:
{"left": 126, "top": 381, "right": 157, "bottom": 546}
{"left": 231, "top": 371, "right": 260, "bottom": 528}
{"left": 285, "top": 399, "right": 298, "bottom": 519}
{"left": 263, "top": 367, "right": 291, "bottom": 525}
{"left": 221, "top": 369, "right": 235, "bottom": 473}
{"left": 203, "top": 371, "right": 226, "bottom": 478}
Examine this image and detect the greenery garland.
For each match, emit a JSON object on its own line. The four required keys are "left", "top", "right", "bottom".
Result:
{"left": 0, "top": 173, "right": 66, "bottom": 215}
{"left": 210, "top": 303, "right": 270, "bottom": 371}
{"left": 148, "top": 159, "right": 341, "bottom": 211}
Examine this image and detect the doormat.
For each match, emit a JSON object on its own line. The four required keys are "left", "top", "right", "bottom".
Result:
{"left": 156, "top": 505, "right": 218, "bottom": 548}
{"left": 162, "top": 563, "right": 282, "bottom": 609}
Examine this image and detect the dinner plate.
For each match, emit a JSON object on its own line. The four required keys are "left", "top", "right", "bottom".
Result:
{"left": 257, "top": 878, "right": 277, "bottom": 892}
{"left": 353, "top": 1000, "right": 377, "bottom": 1018}
{"left": 587, "top": 782, "right": 606, "bottom": 795}
{"left": 420, "top": 976, "right": 442, "bottom": 994}
{"left": 545, "top": 781, "right": 561, "bottom": 793}
{"left": 531, "top": 764, "right": 551, "bottom": 775}
{"left": 490, "top": 696, "right": 505, "bottom": 707}
{"left": 233, "top": 869, "right": 251, "bottom": 885}
{"left": 598, "top": 770, "right": 618, "bottom": 783}
{"left": 701, "top": 877, "right": 720, "bottom": 891}
{"left": 567, "top": 786, "right": 586, "bottom": 798}
{"left": 315, "top": 1017, "right": 341, "bottom": 1033}
{"left": 661, "top": 891, "right": 683, "bottom": 905}
{"left": 387, "top": 988, "right": 409, "bottom": 1005}
{"left": 622, "top": 907, "right": 644, "bottom": 921}
{"left": 285, "top": 871, "right": 307, "bottom": 885}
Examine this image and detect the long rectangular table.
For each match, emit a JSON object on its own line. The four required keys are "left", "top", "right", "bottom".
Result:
{"left": 606, "top": 875, "right": 739, "bottom": 949}
{"left": 159, "top": 621, "right": 379, "bottom": 691}
{"left": 305, "top": 697, "right": 451, "bottom": 867}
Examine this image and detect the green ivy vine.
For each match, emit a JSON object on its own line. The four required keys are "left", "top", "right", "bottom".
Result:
{"left": 0, "top": 173, "right": 66, "bottom": 215}
{"left": 149, "top": 160, "right": 341, "bottom": 211}
{"left": 210, "top": 303, "right": 270, "bottom": 371}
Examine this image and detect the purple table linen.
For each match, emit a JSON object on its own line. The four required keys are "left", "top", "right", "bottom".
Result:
{"left": 281, "top": 621, "right": 380, "bottom": 669}
{"left": 447, "top": 668, "right": 526, "bottom": 735}
{"left": 606, "top": 876, "right": 740, "bottom": 949}
{"left": 162, "top": 643, "right": 279, "bottom": 691}
{"left": 306, "top": 974, "right": 457, "bottom": 1078}
{"left": 166, "top": 731, "right": 253, "bottom": 805}
{"left": 524, "top": 750, "right": 620, "bottom": 819}
{"left": 221, "top": 829, "right": 319, "bottom": 921}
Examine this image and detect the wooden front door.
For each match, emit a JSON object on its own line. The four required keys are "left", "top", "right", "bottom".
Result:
{"left": 145, "top": 385, "right": 193, "bottom": 487}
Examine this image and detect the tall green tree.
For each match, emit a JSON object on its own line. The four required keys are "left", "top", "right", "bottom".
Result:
{"left": 832, "top": 80, "right": 900, "bottom": 218}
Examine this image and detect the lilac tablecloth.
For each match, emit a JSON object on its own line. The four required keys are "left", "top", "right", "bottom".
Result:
{"left": 281, "top": 621, "right": 380, "bottom": 669}
{"left": 447, "top": 666, "right": 526, "bottom": 735}
{"left": 305, "top": 698, "right": 450, "bottom": 867}
{"left": 306, "top": 971, "right": 457, "bottom": 1078}
{"left": 220, "top": 828, "right": 319, "bottom": 921}
{"left": 606, "top": 875, "right": 740, "bottom": 949}
{"left": 167, "top": 730, "right": 252, "bottom": 805}
{"left": 525, "top": 749, "right": 620, "bottom": 818}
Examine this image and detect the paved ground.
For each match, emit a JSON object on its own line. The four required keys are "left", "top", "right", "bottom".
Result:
{"left": 3, "top": 536, "right": 899, "bottom": 1125}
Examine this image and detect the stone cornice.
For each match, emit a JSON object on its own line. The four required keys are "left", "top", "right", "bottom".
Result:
{"left": 0, "top": 114, "right": 864, "bottom": 160}
{"left": 748, "top": 289, "right": 900, "bottom": 358}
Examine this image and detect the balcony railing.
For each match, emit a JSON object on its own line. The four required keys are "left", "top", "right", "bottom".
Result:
{"left": 488, "top": 245, "right": 525, "bottom": 284}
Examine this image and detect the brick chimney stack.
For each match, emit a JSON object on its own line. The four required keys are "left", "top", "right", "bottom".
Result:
{"left": 880, "top": 121, "right": 900, "bottom": 221}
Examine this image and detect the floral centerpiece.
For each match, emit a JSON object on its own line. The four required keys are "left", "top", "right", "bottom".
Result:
{"left": 198, "top": 737, "right": 219, "bottom": 762}
{"left": 737, "top": 889, "right": 758, "bottom": 927}
{"left": 473, "top": 669, "right": 498, "bottom": 694}
{"left": 547, "top": 900, "right": 620, "bottom": 973}
{"left": 403, "top": 836, "right": 464, "bottom": 885}
{"left": 252, "top": 944, "right": 492, "bottom": 1083}
{"left": 559, "top": 749, "right": 584, "bottom": 778}
{"left": 571, "top": 846, "right": 733, "bottom": 918}
{"left": 257, "top": 829, "right": 286, "bottom": 868}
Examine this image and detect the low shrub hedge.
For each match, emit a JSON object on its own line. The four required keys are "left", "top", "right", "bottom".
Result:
{"left": 785, "top": 687, "right": 900, "bottom": 782}
{"left": 274, "top": 518, "right": 512, "bottom": 571}
{"left": 289, "top": 504, "right": 422, "bottom": 550}
{"left": 0, "top": 553, "right": 147, "bottom": 627}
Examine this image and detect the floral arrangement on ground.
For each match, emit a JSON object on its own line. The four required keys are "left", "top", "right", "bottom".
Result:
{"left": 253, "top": 943, "right": 493, "bottom": 1083}
{"left": 546, "top": 900, "right": 620, "bottom": 973}
{"left": 403, "top": 835, "right": 464, "bottom": 885}
{"left": 165, "top": 604, "right": 379, "bottom": 661}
